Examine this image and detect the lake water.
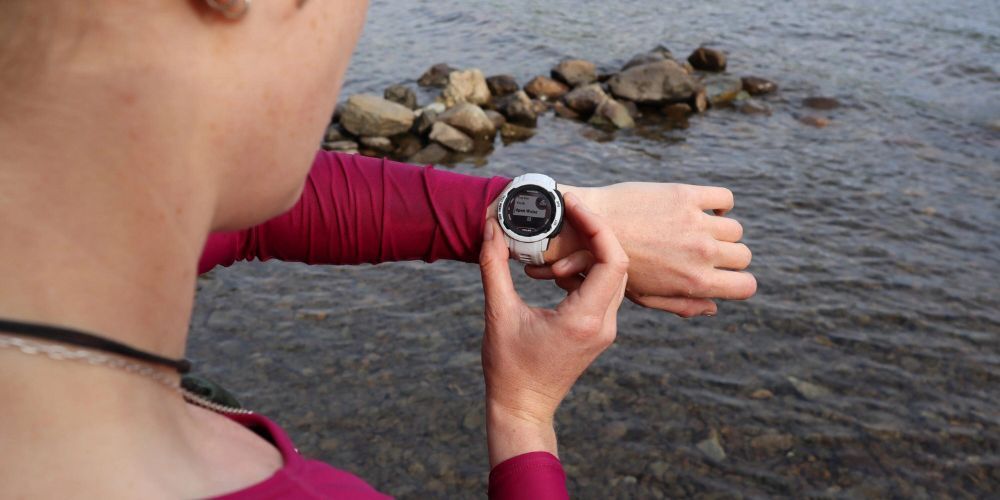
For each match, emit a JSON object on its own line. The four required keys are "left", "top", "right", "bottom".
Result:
{"left": 190, "top": 0, "right": 999, "bottom": 497}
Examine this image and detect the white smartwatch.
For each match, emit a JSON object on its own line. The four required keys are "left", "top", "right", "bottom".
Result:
{"left": 496, "top": 173, "right": 565, "bottom": 265}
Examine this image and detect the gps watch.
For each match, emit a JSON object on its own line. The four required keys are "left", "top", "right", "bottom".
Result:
{"left": 496, "top": 173, "right": 564, "bottom": 265}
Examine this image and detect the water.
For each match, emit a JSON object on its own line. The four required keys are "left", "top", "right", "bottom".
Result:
{"left": 189, "top": 0, "right": 1000, "bottom": 497}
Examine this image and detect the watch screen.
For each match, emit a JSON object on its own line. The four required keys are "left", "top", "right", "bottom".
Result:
{"left": 502, "top": 187, "right": 555, "bottom": 237}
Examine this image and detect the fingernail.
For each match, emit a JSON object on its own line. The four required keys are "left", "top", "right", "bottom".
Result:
{"left": 554, "top": 259, "right": 569, "bottom": 271}
{"left": 703, "top": 310, "right": 716, "bottom": 317}
{"left": 484, "top": 221, "right": 494, "bottom": 241}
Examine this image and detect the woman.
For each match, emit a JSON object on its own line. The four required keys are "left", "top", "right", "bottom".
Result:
{"left": 0, "top": 0, "right": 753, "bottom": 497}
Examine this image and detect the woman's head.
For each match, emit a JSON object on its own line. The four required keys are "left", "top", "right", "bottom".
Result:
{"left": 0, "top": 0, "right": 368, "bottom": 230}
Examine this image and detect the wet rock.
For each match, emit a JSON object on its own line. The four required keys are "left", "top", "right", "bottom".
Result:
{"left": 696, "top": 432, "right": 727, "bottom": 461}
{"left": 408, "top": 143, "right": 450, "bottom": 165}
{"left": 799, "top": 115, "right": 831, "bottom": 128}
{"left": 462, "top": 407, "right": 483, "bottom": 430}
{"left": 750, "top": 433, "right": 795, "bottom": 455}
{"left": 392, "top": 134, "right": 423, "bottom": 158}
{"left": 496, "top": 90, "right": 538, "bottom": 127}
{"left": 359, "top": 136, "right": 394, "bottom": 153}
{"left": 417, "top": 63, "right": 456, "bottom": 87}
{"left": 662, "top": 102, "right": 692, "bottom": 119}
{"left": 524, "top": 76, "right": 570, "bottom": 101}
{"left": 553, "top": 101, "right": 581, "bottom": 120}
{"left": 383, "top": 84, "right": 417, "bottom": 110}
{"left": 750, "top": 388, "right": 774, "bottom": 400}
{"left": 499, "top": 123, "right": 536, "bottom": 143}
{"left": 590, "top": 97, "right": 635, "bottom": 129}
{"left": 623, "top": 45, "right": 674, "bottom": 71}
{"left": 321, "top": 140, "right": 359, "bottom": 153}
{"left": 339, "top": 94, "right": 415, "bottom": 137}
{"left": 429, "top": 122, "right": 474, "bottom": 153}
{"left": 602, "top": 421, "right": 629, "bottom": 440}
{"left": 552, "top": 59, "right": 598, "bottom": 87}
{"left": 621, "top": 99, "right": 641, "bottom": 119}
{"left": 413, "top": 103, "right": 445, "bottom": 136}
{"left": 741, "top": 76, "right": 778, "bottom": 96}
{"left": 736, "top": 101, "right": 772, "bottom": 116}
{"left": 437, "top": 102, "right": 496, "bottom": 140}
{"left": 608, "top": 60, "right": 698, "bottom": 105}
{"left": 441, "top": 68, "right": 491, "bottom": 107}
{"left": 486, "top": 74, "right": 519, "bottom": 98}
{"left": 787, "top": 376, "right": 833, "bottom": 399}
{"left": 688, "top": 47, "right": 727, "bottom": 71}
{"left": 530, "top": 99, "right": 550, "bottom": 115}
{"left": 563, "top": 83, "right": 608, "bottom": 115}
{"left": 484, "top": 109, "right": 506, "bottom": 130}
{"left": 803, "top": 96, "right": 840, "bottom": 110}
{"left": 703, "top": 75, "right": 744, "bottom": 107}
{"left": 324, "top": 125, "right": 346, "bottom": 143}
{"left": 689, "top": 87, "right": 709, "bottom": 113}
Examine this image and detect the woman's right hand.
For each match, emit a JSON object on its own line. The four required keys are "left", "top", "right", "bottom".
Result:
{"left": 479, "top": 192, "right": 629, "bottom": 467}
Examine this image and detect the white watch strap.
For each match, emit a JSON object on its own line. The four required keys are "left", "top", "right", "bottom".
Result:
{"left": 504, "top": 235, "right": 549, "bottom": 265}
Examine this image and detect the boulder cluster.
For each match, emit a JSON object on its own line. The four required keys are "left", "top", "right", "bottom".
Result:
{"left": 323, "top": 45, "right": 780, "bottom": 164}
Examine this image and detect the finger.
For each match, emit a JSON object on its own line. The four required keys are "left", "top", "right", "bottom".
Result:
{"left": 524, "top": 264, "right": 557, "bottom": 280}
{"left": 479, "top": 219, "right": 520, "bottom": 312}
{"left": 715, "top": 242, "right": 752, "bottom": 270}
{"left": 557, "top": 193, "right": 630, "bottom": 314}
{"left": 704, "top": 213, "right": 744, "bottom": 242}
{"left": 555, "top": 275, "right": 585, "bottom": 293}
{"left": 703, "top": 270, "right": 757, "bottom": 300}
{"left": 551, "top": 250, "right": 595, "bottom": 278}
{"left": 694, "top": 186, "right": 735, "bottom": 214}
{"left": 627, "top": 292, "right": 717, "bottom": 318}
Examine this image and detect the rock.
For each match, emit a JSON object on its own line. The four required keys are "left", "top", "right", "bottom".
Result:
{"left": 799, "top": 115, "right": 831, "bottom": 128}
{"left": 392, "top": 134, "right": 423, "bottom": 158}
{"left": 689, "top": 87, "right": 709, "bottom": 113}
{"left": 563, "top": 83, "right": 608, "bottom": 115}
{"left": 485, "top": 74, "right": 519, "bottom": 98}
{"left": 750, "top": 388, "right": 774, "bottom": 400}
{"left": 551, "top": 59, "right": 598, "bottom": 87}
{"left": 321, "top": 140, "right": 359, "bottom": 153}
{"left": 662, "top": 103, "right": 691, "bottom": 124}
{"left": 441, "top": 68, "right": 491, "bottom": 107}
{"left": 750, "top": 433, "right": 795, "bottom": 455}
{"left": 499, "top": 123, "right": 536, "bottom": 143}
{"left": 553, "top": 101, "right": 581, "bottom": 120}
{"left": 408, "top": 143, "right": 450, "bottom": 164}
{"left": 787, "top": 376, "right": 833, "bottom": 399}
{"left": 803, "top": 96, "right": 840, "bottom": 110}
{"left": 590, "top": 97, "right": 635, "bottom": 129}
{"left": 696, "top": 432, "right": 727, "bottom": 461}
{"left": 383, "top": 84, "right": 417, "bottom": 110}
{"left": 359, "top": 136, "right": 394, "bottom": 153}
{"left": 429, "top": 122, "right": 474, "bottom": 153}
{"left": 417, "top": 63, "right": 456, "bottom": 87}
{"left": 688, "top": 47, "right": 727, "bottom": 71}
{"left": 608, "top": 60, "right": 698, "bottom": 105}
{"left": 602, "top": 421, "right": 629, "bottom": 440}
{"left": 741, "top": 76, "right": 778, "bottom": 96}
{"left": 340, "top": 94, "right": 415, "bottom": 137}
{"left": 737, "top": 101, "right": 772, "bottom": 116}
{"left": 324, "top": 125, "right": 346, "bottom": 143}
{"left": 621, "top": 99, "right": 641, "bottom": 119}
{"left": 496, "top": 90, "right": 538, "bottom": 127}
{"left": 622, "top": 44, "right": 674, "bottom": 70}
{"left": 524, "top": 76, "right": 570, "bottom": 101}
{"left": 462, "top": 408, "right": 483, "bottom": 430}
{"left": 484, "top": 109, "right": 506, "bottom": 130}
{"left": 703, "top": 75, "right": 744, "bottom": 107}
{"left": 437, "top": 102, "right": 496, "bottom": 140}
{"left": 413, "top": 103, "right": 446, "bottom": 136}
{"left": 531, "top": 99, "right": 550, "bottom": 115}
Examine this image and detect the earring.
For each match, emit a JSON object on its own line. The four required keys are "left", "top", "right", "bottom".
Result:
{"left": 205, "top": 0, "right": 251, "bottom": 19}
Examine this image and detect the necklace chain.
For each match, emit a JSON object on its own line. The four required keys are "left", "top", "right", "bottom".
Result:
{"left": 0, "top": 335, "right": 251, "bottom": 415}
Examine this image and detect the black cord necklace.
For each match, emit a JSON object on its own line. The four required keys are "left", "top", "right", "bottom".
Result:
{"left": 0, "top": 318, "right": 191, "bottom": 374}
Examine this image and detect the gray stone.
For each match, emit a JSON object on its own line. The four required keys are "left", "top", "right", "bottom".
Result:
{"left": 688, "top": 47, "right": 727, "bottom": 71}
{"left": 417, "top": 63, "right": 456, "bottom": 87}
{"left": 524, "top": 76, "right": 569, "bottom": 101}
{"left": 551, "top": 59, "right": 598, "bottom": 87}
{"left": 441, "top": 68, "right": 491, "bottom": 107}
{"left": 339, "top": 94, "right": 415, "bottom": 137}
{"left": 608, "top": 60, "right": 698, "bottom": 104}
{"left": 703, "top": 75, "right": 744, "bottom": 107}
{"left": 553, "top": 101, "right": 581, "bottom": 120}
{"left": 590, "top": 97, "right": 635, "bottom": 129}
{"left": 499, "top": 123, "right": 536, "bottom": 143}
{"left": 408, "top": 143, "right": 450, "bottom": 164}
{"left": 359, "top": 136, "right": 393, "bottom": 153}
{"left": 563, "top": 83, "right": 607, "bottom": 115}
{"left": 486, "top": 74, "right": 519, "bottom": 97}
{"left": 696, "top": 432, "right": 727, "bottom": 461}
{"left": 383, "top": 84, "right": 417, "bottom": 109}
{"left": 484, "top": 109, "right": 506, "bottom": 130}
{"left": 496, "top": 90, "right": 537, "bottom": 127}
{"left": 413, "top": 102, "right": 446, "bottom": 136}
{"left": 787, "top": 376, "right": 833, "bottom": 399}
{"left": 741, "top": 76, "right": 778, "bottom": 95}
{"left": 622, "top": 45, "right": 674, "bottom": 71}
{"left": 429, "top": 122, "right": 474, "bottom": 153}
{"left": 437, "top": 102, "right": 496, "bottom": 140}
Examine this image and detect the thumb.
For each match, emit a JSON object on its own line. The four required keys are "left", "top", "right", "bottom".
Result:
{"left": 479, "top": 218, "right": 519, "bottom": 314}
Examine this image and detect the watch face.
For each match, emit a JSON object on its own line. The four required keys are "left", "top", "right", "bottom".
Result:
{"left": 502, "top": 186, "right": 557, "bottom": 237}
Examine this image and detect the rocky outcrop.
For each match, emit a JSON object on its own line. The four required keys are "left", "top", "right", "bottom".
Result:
{"left": 608, "top": 60, "right": 698, "bottom": 104}
{"left": 384, "top": 84, "right": 417, "bottom": 110}
{"left": 441, "top": 69, "right": 491, "bottom": 107}
{"left": 417, "top": 63, "right": 456, "bottom": 87}
{"left": 437, "top": 102, "right": 496, "bottom": 140}
{"left": 741, "top": 76, "right": 778, "bottom": 96}
{"left": 496, "top": 90, "right": 538, "bottom": 127}
{"left": 551, "top": 59, "right": 597, "bottom": 87}
{"left": 524, "top": 76, "right": 569, "bottom": 101}
{"left": 340, "top": 94, "right": 415, "bottom": 137}
{"left": 563, "top": 83, "right": 608, "bottom": 116}
{"left": 622, "top": 45, "right": 674, "bottom": 71}
{"left": 429, "top": 122, "right": 474, "bottom": 153}
{"left": 688, "top": 47, "right": 727, "bottom": 71}
{"left": 486, "top": 75, "right": 519, "bottom": 98}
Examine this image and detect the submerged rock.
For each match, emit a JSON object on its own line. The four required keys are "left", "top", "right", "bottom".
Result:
{"left": 741, "top": 76, "right": 778, "bottom": 96}
{"left": 340, "top": 94, "right": 415, "bottom": 137}
{"left": 696, "top": 432, "right": 727, "bottom": 461}
{"left": 417, "top": 63, "right": 456, "bottom": 87}
{"left": 551, "top": 59, "right": 598, "bottom": 87}
{"left": 803, "top": 96, "right": 840, "bottom": 110}
{"left": 441, "top": 69, "right": 491, "bottom": 107}
{"left": 499, "top": 123, "right": 536, "bottom": 143}
{"left": 497, "top": 90, "right": 538, "bottom": 127}
{"left": 799, "top": 115, "right": 831, "bottom": 128}
{"left": 524, "top": 76, "right": 570, "bottom": 101}
{"left": 703, "top": 75, "right": 744, "bottom": 107}
{"left": 486, "top": 74, "right": 519, "bottom": 98}
{"left": 409, "top": 142, "right": 450, "bottom": 164}
{"left": 384, "top": 84, "right": 418, "bottom": 110}
{"left": 429, "top": 122, "right": 474, "bottom": 153}
{"left": 563, "top": 83, "right": 608, "bottom": 115}
{"left": 787, "top": 376, "right": 833, "bottom": 399}
{"left": 608, "top": 60, "right": 697, "bottom": 105}
{"left": 750, "top": 433, "right": 795, "bottom": 455}
{"left": 688, "top": 47, "right": 727, "bottom": 71}
{"left": 437, "top": 102, "right": 496, "bottom": 140}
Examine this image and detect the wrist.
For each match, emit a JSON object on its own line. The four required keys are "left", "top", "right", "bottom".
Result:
{"left": 486, "top": 400, "right": 558, "bottom": 468}
{"left": 543, "top": 184, "right": 602, "bottom": 262}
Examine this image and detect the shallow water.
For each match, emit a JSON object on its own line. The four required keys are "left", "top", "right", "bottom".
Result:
{"left": 190, "top": 0, "right": 999, "bottom": 497}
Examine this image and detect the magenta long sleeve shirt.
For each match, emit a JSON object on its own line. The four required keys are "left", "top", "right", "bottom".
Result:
{"left": 200, "top": 151, "right": 569, "bottom": 499}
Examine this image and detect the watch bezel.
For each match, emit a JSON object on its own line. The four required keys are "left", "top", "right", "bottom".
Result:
{"left": 497, "top": 183, "right": 564, "bottom": 243}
